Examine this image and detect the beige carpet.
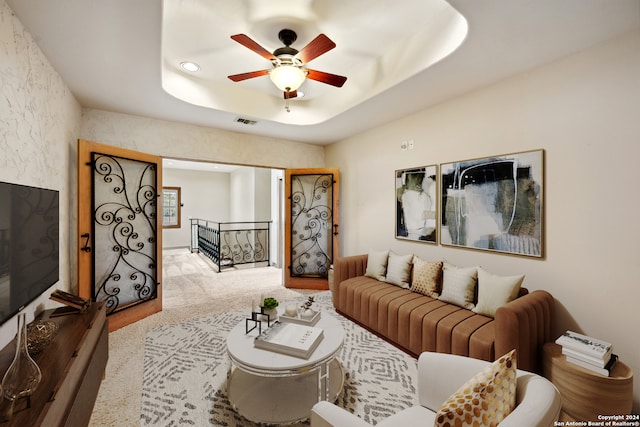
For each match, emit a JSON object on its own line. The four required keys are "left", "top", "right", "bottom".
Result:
{"left": 89, "top": 248, "right": 315, "bottom": 427}
{"left": 140, "top": 292, "right": 419, "bottom": 426}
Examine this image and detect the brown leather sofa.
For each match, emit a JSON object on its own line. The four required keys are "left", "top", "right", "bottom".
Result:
{"left": 331, "top": 254, "right": 555, "bottom": 373}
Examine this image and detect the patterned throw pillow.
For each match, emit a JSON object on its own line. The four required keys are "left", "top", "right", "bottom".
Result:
{"left": 434, "top": 350, "right": 517, "bottom": 427}
{"left": 472, "top": 268, "right": 525, "bottom": 318}
{"left": 410, "top": 257, "right": 443, "bottom": 297}
{"left": 438, "top": 262, "right": 478, "bottom": 309}
{"left": 364, "top": 249, "right": 389, "bottom": 281}
{"left": 385, "top": 251, "right": 414, "bottom": 289}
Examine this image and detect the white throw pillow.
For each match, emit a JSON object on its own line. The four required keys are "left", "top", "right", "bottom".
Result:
{"left": 364, "top": 249, "right": 389, "bottom": 281}
{"left": 438, "top": 262, "right": 478, "bottom": 309}
{"left": 472, "top": 268, "right": 525, "bottom": 317}
{"left": 384, "top": 252, "right": 413, "bottom": 288}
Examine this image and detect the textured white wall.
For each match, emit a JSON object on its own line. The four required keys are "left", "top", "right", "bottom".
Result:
{"left": 0, "top": 0, "right": 82, "bottom": 345}
{"left": 326, "top": 30, "right": 640, "bottom": 411}
{"left": 80, "top": 109, "right": 325, "bottom": 170}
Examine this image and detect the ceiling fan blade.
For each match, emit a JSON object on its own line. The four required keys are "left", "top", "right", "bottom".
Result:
{"left": 230, "top": 34, "right": 276, "bottom": 60}
{"left": 284, "top": 90, "right": 298, "bottom": 99}
{"left": 295, "top": 34, "right": 336, "bottom": 63}
{"left": 227, "top": 70, "right": 270, "bottom": 82}
{"left": 306, "top": 69, "right": 347, "bottom": 87}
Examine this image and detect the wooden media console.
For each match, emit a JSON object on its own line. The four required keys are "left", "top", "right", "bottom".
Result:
{"left": 0, "top": 302, "right": 107, "bottom": 427}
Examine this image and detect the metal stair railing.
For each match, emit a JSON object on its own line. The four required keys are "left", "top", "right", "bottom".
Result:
{"left": 190, "top": 219, "right": 271, "bottom": 272}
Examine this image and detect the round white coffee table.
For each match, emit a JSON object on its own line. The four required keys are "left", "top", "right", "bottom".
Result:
{"left": 226, "top": 309, "right": 345, "bottom": 424}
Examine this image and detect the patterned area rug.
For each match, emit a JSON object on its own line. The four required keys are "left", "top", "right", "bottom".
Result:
{"left": 141, "top": 292, "right": 418, "bottom": 426}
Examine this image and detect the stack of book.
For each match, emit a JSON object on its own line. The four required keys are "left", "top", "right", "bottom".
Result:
{"left": 50, "top": 289, "right": 91, "bottom": 315}
{"left": 254, "top": 321, "right": 324, "bottom": 359}
{"left": 555, "top": 330, "right": 618, "bottom": 376}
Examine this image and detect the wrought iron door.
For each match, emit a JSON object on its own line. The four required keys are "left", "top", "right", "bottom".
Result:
{"left": 91, "top": 152, "right": 158, "bottom": 312}
{"left": 78, "top": 140, "right": 162, "bottom": 331}
{"left": 284, "top": 169, "right": 339, "bottom": 289}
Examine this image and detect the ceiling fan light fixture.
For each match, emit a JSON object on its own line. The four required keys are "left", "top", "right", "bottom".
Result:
{"left": 269, "top": 65, "right": 307, "bottom": 92}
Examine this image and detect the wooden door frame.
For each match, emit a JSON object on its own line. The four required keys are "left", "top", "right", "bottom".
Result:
{"left": 78, "top": 139, "right": 162, "bottom": 331}
{"left": 284, "top": 168, "right": 340, "bottom": 289}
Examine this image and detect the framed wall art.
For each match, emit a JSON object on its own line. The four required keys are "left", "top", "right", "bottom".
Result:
{"left": 440, "top": 149, "right": 544, "bottom": 257}
{"left": 395, "top": 165, "right": 438, "bottom": 243}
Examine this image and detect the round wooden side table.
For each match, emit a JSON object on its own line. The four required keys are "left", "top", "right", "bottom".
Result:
{"left": 543, "top": 342, "right": 633, "bottom": 422}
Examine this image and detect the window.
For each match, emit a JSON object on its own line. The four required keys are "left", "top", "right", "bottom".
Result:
{"left": 162, "top": 187, "right": 181, "bottom": 228}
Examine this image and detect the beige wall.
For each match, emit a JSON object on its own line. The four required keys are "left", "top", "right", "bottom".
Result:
{"left": 254, "top": 168, "right": 273, "bottom": 223}
{"left": 326, "top": 30, "right": 640, "bottom": 411}
{"left": 162, "top": 168, "right": 231, "bottom": 248}
{"left": 0, "top": 0, "right": 82, "bottom": 344}
{"left": 80, "top": 109, "right": 324, "bottom": 170}
{"left": 230, "top": 168, "right": 258, "bottom": 222}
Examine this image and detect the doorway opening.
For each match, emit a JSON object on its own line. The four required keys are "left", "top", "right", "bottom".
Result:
{"left": 161, "top": 159, "right": 285, "bottom": 274}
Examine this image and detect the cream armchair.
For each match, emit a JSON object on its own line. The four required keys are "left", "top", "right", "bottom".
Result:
{"left": 311, "top": 352, "right": 561, "bottom": 427}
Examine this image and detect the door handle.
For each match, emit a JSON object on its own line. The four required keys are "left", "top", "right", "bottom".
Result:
{"left": 333, "top": 224, "right": 339, "bottom": 236}
{"left": 81, "top": 233, "right": 92, "bottom": 252}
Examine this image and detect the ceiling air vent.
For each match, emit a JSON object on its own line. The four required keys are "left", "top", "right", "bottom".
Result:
{"left": 235, "top": 117, "right": 257, "bottom": 125}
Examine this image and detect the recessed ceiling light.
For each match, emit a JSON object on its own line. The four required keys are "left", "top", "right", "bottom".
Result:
{"left": 180, "top": 61, "right": 200, "bottom": 72}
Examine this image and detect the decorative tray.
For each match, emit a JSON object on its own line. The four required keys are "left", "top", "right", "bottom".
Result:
{"left": 278, "top": 310, "right": 321, "bottom": 326}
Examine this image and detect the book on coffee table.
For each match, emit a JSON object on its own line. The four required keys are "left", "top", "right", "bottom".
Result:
{"left": 254, "top": 321, "right": 324, "bottom": 359}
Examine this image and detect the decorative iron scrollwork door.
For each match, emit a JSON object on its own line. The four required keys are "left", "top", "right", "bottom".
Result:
{"left": 91, "top": 153, "right": 158, "bottom": 314}
{"left": 285, "top": 169, "right": 340, "bottom": 289}
{"left": 78, "top": 139, "right": 162, "bottom": 331}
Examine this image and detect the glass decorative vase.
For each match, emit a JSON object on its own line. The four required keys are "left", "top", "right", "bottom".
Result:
{"left": 1, "top": 313, "right": 42, "bottom": 413}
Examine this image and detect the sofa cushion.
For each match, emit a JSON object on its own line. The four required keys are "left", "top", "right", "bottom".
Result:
{"left": 438, "top": 262, "right": 477, "bottom": 309}
{"left": 385, "top": 251, "right": 414, "bottom": 288}
{"left": 410, "top": 257, "right": 442, "bottom": 297}
{"left": 434, "top": 349, "right": 517, "bottom": 427}
{"left": 472, "top": 268, "right": 525, "bottom": 318}
{"left": 364, "top": 249, "right": 389, "bottom": 281}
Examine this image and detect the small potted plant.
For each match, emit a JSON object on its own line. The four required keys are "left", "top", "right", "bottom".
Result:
{"left": 261, "top": 297, "right": 279, "bottom": 318}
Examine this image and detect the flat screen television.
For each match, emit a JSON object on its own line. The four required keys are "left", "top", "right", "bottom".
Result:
{"left": 0, "top": 181, "right": 59, "bottom": 326}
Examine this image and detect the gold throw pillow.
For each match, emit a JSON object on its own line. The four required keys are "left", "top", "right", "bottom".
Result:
{"left": 434, "top": 349, "right": 517, "bottom": 427}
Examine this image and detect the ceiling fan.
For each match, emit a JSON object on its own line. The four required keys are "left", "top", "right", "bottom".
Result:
{"left": 228, "top": 29, "right": 347, "bottom": 106}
